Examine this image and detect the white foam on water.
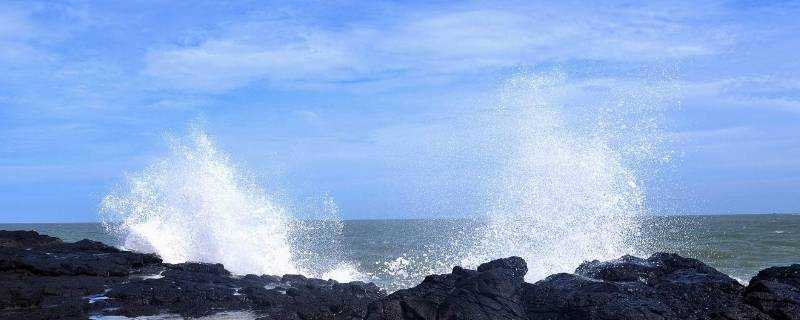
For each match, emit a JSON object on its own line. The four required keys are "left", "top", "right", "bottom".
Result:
{"left": 375, "top": 253, "right": 457, "bottom": 290}
{"left": 320, "top": 262, "right": 367, "bottom": 282}
{"left": 100, "top": 129, "right": 361, "bottom": 281}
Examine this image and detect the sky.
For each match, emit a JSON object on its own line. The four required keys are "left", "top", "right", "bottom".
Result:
{"left": 1, "top": 0, "right": 799, "bottom": 222}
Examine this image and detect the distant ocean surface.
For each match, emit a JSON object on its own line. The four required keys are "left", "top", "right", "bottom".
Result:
{"left": 2, "top": 214, "right": 798, "bottom": 290}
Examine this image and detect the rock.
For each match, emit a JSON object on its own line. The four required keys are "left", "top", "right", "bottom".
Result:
{"left": 525, "top": 253, "right": 770, "bottom": 320}
{"left": 744, "top": 264, "right": 800, "bottom": 320}
{"left": 3, "top": 230, "right": 800, "bottom": 320}
{"left": 0, "top": 274, "right": 105, "bottom": 319}
{"left": 249, "top": 275, "right": 385, "bottom": 320}
{"left": 0, "top": 238, "right": 161, "bottom": 277}
{"left": 527, "top": 271, "right": 681, "bottom": 319}
{"left": 0, "top": 230, "right": 163, "bottom": 320}
{"left": 366, "top": 256, "right": 528, "bottom": 320}
{"left": 101, "top": 262, "right": 249, "bottom": 317}
{"left": 0, "top": 230, "right": 62, "bottom": 248}
{"left": 0, "top": 230, "right": 386, "bottom": 319}
{"left": 365, "top": 253, "right": 777, "bottom": 320}
{"left": 101, "top": 263, "right": 385, "bottom": 319}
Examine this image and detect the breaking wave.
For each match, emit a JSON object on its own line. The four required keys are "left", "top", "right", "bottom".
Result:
{"left": 100, "top": 130, "right": 361, "bottom": 281}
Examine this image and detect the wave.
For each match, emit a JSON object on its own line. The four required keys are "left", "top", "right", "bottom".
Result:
{"left": 461, "top": 72, "right": 673, "bottom": 281}
{"left": 100, "top": 129, "right": 360, "bottom": 281}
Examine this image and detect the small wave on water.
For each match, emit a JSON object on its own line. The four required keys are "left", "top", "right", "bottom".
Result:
{"left": 100, "top": 129, "right": 363, "bottom": 281}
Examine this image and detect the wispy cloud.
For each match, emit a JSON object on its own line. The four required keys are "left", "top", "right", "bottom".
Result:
{"left": 682, "top": 75, "right": 800, "bottom": 113}
{"left": 143, "top": 2, "right": 731, "bottom": 92}
{"left": 0, "top": 4, "right": 52, "bottom": 64}
{"left": 144, "top": 26, "right": 359, "bottom": 91}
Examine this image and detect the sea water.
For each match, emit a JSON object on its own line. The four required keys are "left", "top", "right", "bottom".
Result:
{"left": 3, "top": 215, "right": 799, "bottom": 291}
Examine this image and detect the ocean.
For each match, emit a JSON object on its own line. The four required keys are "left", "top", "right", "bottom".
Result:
{"left": 2, "top": 213, "right": 798, "bottom": 292}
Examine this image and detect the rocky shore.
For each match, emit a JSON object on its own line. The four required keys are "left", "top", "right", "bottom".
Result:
{"left": 1, "top": 230, "right": 797, "bottom": 320}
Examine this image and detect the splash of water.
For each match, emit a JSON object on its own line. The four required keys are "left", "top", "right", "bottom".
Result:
{"left": 100, "top": 130, "right": 360, "bottom": 280}
{"left": 101, "top": 131, "right": 297, "bottom": 275}
{"left": 287, "top": 194, "right": 365, "bottom": 281}
{"left": 464, "top": 72, "right": 673, "bottom": 281}
{"left": 343, "top": 72, "right": 673, "bottom": 289}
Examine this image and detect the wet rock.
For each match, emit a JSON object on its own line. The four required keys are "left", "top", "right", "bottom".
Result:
{"left": 366, "top": 256, "right": 528, "bottom": 320}
{"left": 0, "top": 239, "right": 161, "bottom": 277}
{"left": 744, "top": 264, "right": 800, "bottom": 320}
{"left": 99, "top": 264, "right": 385, "bottom": 319}
{"left": 0, "top": 230, "right": 62, "bottom": 249}
{"left": 248, "top": 275, "right": 385, "bottom": 320}
{"left": 525, "top": 253, "right": 770, "bottom": 320}
{"left": 3, "top": 230, "right": 800, "bottom": 320}
{"left": 0, "top": 230, "right": 387, "bottom": 319}
{"left": 0, "top": 274, "right": 105, "bottom": 319}
{"left": 0, "top": 230, "right": 162, "bottom": 320}
{"left": 365, "top": 254, "right": 776, "bottom": 320}
{"left": 524, "top": 272, "right": 674, "bottom": 319}
{"left": 101, "top": 262, "right": 249, "bottom": 317}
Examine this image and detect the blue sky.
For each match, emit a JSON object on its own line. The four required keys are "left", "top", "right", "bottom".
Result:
{"left": 1, "top": 1, "right": 799, "bottom": 222}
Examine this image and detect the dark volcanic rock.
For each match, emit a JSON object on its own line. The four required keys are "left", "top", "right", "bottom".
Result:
{"left": 0, "top": 230, "right": 62, "bottom": 248}
{"left": 744, "top": 264, "right": 800, "bottom": 320}
{"left": 0, "top": 239, "right": 161, "bottom": 277}
{"left": 3, "top": 230, "right": 800, "bottom": 320}
{"left": 100, "top": 264, "right": 385, "bottom": 319}
{"left": 0, "top": 230, "right": 163, "bottom": 320}
{"left": 365, "top": 253, "right": 777, "bottom": 320}
{"left": 248, "top": 274, "right": 385, "bottom": 320}
{"left": 525, "top": 252, "right": 770, "bottom": 320}
{"left": 0, "top": 230, "right": 385, "bottom": 319}
{"left": 101, "top": 262, "right": 248, "bottom": 317}
{"left": 523, "top": 272, "right": 675, "bottom": 319}
{"left": 366, "top": 256, "right": 528, "bottom": 320}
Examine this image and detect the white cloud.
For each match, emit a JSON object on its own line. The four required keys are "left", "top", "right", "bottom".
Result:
{"left": 145, "top": 32, "right": 359, "bottom": 91}
{"left": 0, "top": 6, "right": 51, "bottom": 63}
{"left": 143, "top": 2, "right": 730, "bottom": 92}
{"left": 669, "top": 126, "right": 753, "bottom": 141}
{"left": 682, "top": 75, "right": 800, "bottom": 113}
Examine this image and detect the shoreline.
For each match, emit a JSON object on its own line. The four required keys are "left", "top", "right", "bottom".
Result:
{"left": 1, "top": 229, "right": 798, "bottom": 320}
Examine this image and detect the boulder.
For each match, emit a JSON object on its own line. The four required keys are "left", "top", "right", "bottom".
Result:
{"left": 0, "top": 230, "right": 62, "bottom": 248}
{"left": 248, "top": 274, "right": 385, "bottom": 320}
{"left": 366, "top": 256, "right": 528, "bottom": 320}
{"left": 524, "top": 253, "right": 771, "bottom": 320}
{"left": 744, "top": 264, "right": 800, "bottom": 320}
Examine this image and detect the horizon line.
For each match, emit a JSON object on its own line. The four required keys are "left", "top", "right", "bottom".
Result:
{"left": 1, "top": 211, "right": 798, "bottom": 224}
